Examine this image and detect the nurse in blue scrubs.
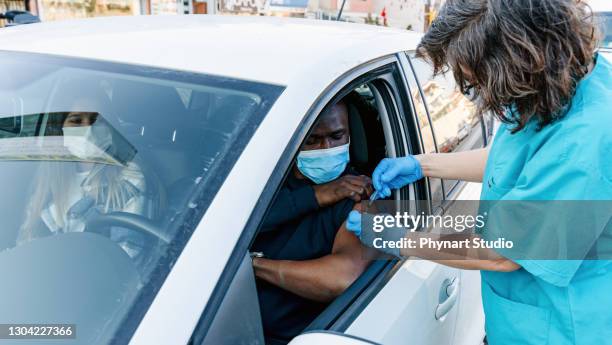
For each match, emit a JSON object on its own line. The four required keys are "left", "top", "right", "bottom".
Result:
{"left": 347, "top": 1, "right": 612, "bottom": 344}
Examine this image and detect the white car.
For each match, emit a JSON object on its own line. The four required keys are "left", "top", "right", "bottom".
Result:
{"left": 0, "top": 16, "right": 492, "bottom": 345}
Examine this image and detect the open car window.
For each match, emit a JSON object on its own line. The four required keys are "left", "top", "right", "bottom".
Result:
{"left": 0, "top": 51, "right": 283, "bottom": 344}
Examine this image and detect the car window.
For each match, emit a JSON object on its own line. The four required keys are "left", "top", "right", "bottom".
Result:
{"left": 403, "top": 55, "right": 444, "bottom": 205}
{"left": 408, "top": 55, "right": 484, "bottom": 195}
{"left": 0, "top": 51, "right": 283, "bottom": 344}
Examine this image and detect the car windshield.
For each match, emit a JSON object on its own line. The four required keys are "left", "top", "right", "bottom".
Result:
{"left": 0, "top": 51, "right": 282, "bottom": 344}
{"left": 598, "top": 12, "right": 612, "bottom": 48}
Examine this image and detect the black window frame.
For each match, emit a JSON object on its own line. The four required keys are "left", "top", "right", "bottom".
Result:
{"left": 404, "top": 52, "right": 488, "bottom": 205}
{"left": 306, "top": 55, "right": 432, "bottom": 333}
{"left": 402, "top": 52, "right": 445, "bottom": 211}
{"left": 304, "top": 61, "right": 427, "bottom": 332}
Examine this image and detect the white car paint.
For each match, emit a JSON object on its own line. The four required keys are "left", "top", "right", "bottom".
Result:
{"left": 589, "top": 0, "right": 612, "bottom": 12}
{"left": 343, "top": 185, "right": 486, "bottom": 345}
{"left": 0, "top": 15, "right": 420, "bottom": 86}
{"left": 346, "top": 260, "right": 461, "bottom": 344}
{"left": 289, "top": 332, "right": 376, "bottom": 345}
{"left": 451, "top": 182, "right": 486, "bottom": 345}
{"left": 2, "top": 16, "right": 486, "bottom": 345}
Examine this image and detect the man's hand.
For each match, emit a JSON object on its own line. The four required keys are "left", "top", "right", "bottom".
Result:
{"left": 313, "top": 175, "right": 373, "bottom": 207}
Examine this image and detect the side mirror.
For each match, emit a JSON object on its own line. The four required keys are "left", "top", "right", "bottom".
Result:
{"left": 288, "top": 331, "right": 381, "bottom": 345}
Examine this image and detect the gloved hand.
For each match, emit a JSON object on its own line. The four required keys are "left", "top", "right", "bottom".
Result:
{"left": 346, "top": 210, "right": 363, "bottom": 236}
{"left": 372, "top": 156, "right": 423, "bottom": 198}
{"left": 346, "top": 210, "right": 406, "bottom": 258}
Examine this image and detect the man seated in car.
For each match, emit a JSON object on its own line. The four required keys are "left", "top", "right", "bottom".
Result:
{"left": 251, "top": 98, "right": 375, "bottom": 345}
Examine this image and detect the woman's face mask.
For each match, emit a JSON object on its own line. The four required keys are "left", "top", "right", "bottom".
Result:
{"left": 296, "top": 142, "right": 350, "bottom": 184}
{"left": 63, "top": 122, "right": 113, "bottom": 160}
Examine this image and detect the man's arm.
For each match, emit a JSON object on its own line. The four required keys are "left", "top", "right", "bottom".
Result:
{"left": 253, "top": 223, "right": 375, "bottom": 302}
{"left": 261, "top": 175, "right": 373, "bottom": 231}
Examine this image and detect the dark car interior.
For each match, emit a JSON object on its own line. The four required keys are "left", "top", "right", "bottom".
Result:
{"left": 344, "top": 88, "right": 387, "bottom": 177}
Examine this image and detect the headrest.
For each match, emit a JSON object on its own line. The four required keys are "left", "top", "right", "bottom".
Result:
{"left": 347, "top": 102, "right": 368, "bottom": 167}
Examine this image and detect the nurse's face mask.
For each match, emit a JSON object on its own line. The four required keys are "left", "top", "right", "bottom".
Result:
{"left": 297, "top": 142, "right": 350, "bottom": 184}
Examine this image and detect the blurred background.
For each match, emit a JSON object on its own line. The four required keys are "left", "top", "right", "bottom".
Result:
{"left": 0, "top": 0, "right": 609, "bottom": 50}
{"left": 0, "top": 0, "right": 445, "bottom": 31}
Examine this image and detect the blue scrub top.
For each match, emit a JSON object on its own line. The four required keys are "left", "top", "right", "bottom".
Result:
{"left": 480, "top": 53, "right": 612, "bottom": 345}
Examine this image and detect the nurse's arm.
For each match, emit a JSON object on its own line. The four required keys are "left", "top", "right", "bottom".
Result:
{"left": 433, "top": 259, "right": 521, "bottom": 272}
{"left": 397, "top": 241, "right": 521, "bottom": 272}
{"left": 416, "top": 147, "right": 489, "bottom": 183}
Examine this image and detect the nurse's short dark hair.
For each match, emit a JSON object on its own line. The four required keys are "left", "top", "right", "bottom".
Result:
{"left": 416, "top": 0, "right": 599, "bottom": 133}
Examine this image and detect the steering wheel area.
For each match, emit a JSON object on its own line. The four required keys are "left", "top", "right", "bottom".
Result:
{"left": 86, "top": 211, "right": 171, "bottom": 244}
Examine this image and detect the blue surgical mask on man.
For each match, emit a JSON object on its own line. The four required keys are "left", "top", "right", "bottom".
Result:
{"left": 296, "top": 142, "right": 350, "bottom": 184}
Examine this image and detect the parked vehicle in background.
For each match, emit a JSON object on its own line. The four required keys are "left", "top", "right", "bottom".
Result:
{"left": 457, "top": 121, "right": 470, "bottom": 141}
{"left": 0, "top": 10, "right": 40, "bottom": 27}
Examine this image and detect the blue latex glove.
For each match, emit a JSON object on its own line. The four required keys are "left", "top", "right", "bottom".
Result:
{"left": 372, "top": 156, "right": 423, "bottom": 198}
{"left": 346, "top": 210, "right": 362, "bottom": 237}
{"left": 346, "top": 210, "right": 405, "bottom": 258}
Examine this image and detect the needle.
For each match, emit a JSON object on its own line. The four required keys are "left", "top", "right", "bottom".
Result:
{"left": 368, "top": 190, "right": 380, "bottom": 206}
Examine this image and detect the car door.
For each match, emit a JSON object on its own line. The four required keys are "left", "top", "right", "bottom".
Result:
{"left": 337, "top": 55, "right": 462, "bottom": 345}
{"left": 400, "top": 52, "right": 487, "bottom": 345}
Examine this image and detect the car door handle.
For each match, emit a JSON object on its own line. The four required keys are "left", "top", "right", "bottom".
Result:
{"left": 435, "top": 277, "right": 459, "bottom": 321}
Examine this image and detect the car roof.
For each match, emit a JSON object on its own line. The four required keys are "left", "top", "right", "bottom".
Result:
{"left": 0, "top": 15, "right": 423, "bottom": 85}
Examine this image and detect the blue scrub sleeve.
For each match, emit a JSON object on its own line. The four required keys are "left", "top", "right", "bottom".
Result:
{"left": 514, "top": 260, "right": 583, "bottom": 287}
{"left": 483, "top": 127, "right": 612, "bottom": 287}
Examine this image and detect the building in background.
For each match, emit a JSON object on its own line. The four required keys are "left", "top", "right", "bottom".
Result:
{"left": 148, "top": 0, "right": 178, "bottom": 14}
{"left": 423, "top": 0, "right": 443, "bottom": 30}
{"left": 262, "top": 0, "right": 308, "bottom": 17}
{"left": 36, "top": 0, "right": 140, "bottom": 21}
{"left": 310, "top": 0, "right": 376, "bottom": 23}
{"left": 382, "top": 0, "right": 424, "bottom": 30}
{"left": 4, "top": 0, "right": 444, "bottom": 31}
{"left": 217, "top": 0, "right": 262, "bottom": 14}
{"left": 305, "top": 0, "right": 444, "bottom": 32}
